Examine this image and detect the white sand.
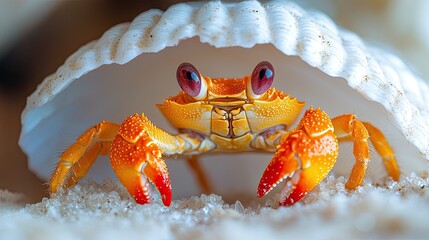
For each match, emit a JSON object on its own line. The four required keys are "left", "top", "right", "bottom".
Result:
{"left": 1, "top": 173, "right": 429, "bottom": 240}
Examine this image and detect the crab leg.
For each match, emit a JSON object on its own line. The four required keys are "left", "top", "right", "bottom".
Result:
{"left": 186, "top": 156, "right": 212, "bottom": 194}
{"left": 331, "top": 114, "right": 370, "bottom": 190}
{"left": 65, "top": 141, "right": 112, "bottom": 188}
{"left": 331, "top": 115, "right": 400, "bottom": 189}
{"left": 362, "top": 122, "right": 400, "bottom": 181}
{"left": 50, "top": 121, "right": 119, "bottom": 193}
{"left": 257, "top": 107, "right": 338, "bottom": 205}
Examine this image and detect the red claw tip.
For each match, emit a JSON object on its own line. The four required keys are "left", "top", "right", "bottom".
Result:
{"left": 155, "top": 173, "right": 172, "bottom": 206}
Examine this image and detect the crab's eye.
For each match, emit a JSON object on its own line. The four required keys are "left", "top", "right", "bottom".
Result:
{"left": 250, "top": 61, "right": 275, "bottom": 96}
{"left": 177, "top": 63, "right": 202, "bottom": 97}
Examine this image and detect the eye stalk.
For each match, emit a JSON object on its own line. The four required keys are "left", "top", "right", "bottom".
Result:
{"left": 247, "top": 61, "right": 275, "bottom": 99}
{"left": 176, "top": 62, "right": 208, "bottom": 100}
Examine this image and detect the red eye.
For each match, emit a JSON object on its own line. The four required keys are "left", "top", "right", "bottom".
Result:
{"left": 251, "top": 61, "right": 274, "bottom": 95}
{"left": 177, "top": 63, "right": 202, "bottom": 97}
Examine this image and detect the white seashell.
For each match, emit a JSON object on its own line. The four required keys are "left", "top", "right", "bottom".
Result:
{"left": 19, "top": 1, "right": 429, "bottom": 199}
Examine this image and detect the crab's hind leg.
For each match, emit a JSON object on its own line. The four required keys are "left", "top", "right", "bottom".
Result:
{"left": 363, "top": 122, "right": 399, "bottom": 180}
{"left": 50, "top": 121, "right": 119, "bottom": 193}
{"left": 331, "top": 115, "right": 400, "bottom": 190}
{"left": 186, "top": 156, "right": 212, "bottom": 194}
{"left": 331, "top": 114, "right": 370, "bottom": 190}
{"left": 65, "top": 141, "right": 111, "bottom": 188}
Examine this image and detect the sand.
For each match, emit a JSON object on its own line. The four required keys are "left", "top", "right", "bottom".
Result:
{"left": 1, "top": 172, "right": 428, "bottom": 240}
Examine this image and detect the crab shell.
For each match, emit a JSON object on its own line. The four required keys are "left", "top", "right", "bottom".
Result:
{"left": 19, "top": 1, "right": 429, "bottom": 200}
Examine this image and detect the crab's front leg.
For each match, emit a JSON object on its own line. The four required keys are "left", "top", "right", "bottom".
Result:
{"left": 110, "top": 113, "right": 214, "bottom": 206}
{"left": 257, "top": 107, "right": 339, "bottom": 205}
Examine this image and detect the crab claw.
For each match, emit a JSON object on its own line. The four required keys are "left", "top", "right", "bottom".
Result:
{"left": 257, "top": 108, "right": 338, "bottom": 206}
{"left": 110, "top": 114, "right": 172, "bottom": 206}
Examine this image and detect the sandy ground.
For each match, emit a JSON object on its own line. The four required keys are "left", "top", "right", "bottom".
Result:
{"left": 1, "top": 172, "right": 428, "bottom": 240}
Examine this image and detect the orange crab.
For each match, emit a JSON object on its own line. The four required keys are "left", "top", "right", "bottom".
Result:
{"left": 50, "top": 61, "right": 400, "bottom": 206}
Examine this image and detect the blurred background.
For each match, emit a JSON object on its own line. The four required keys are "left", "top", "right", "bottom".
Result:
{"left": 1, "top": 0, "right": 428, "bottom": 203}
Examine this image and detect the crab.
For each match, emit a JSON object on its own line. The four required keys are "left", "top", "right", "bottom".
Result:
{"left": 49, "top": 61, "right": 400, "bottom": 206}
